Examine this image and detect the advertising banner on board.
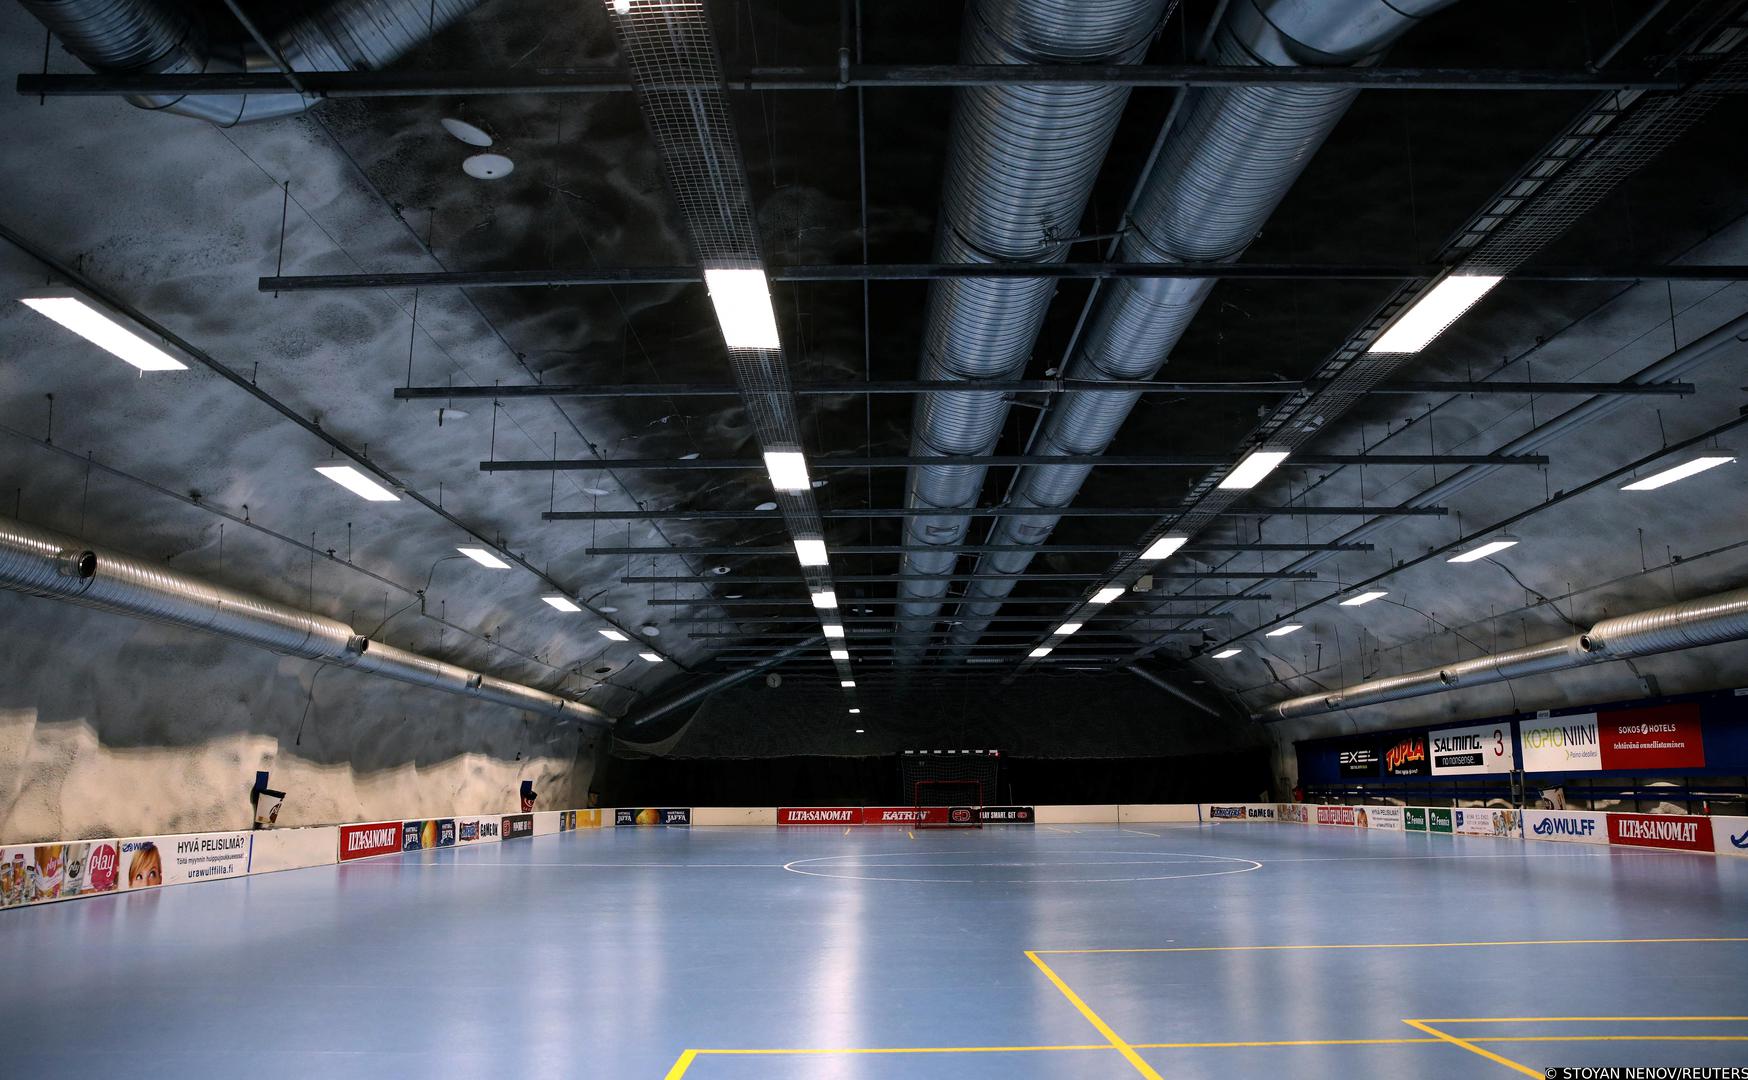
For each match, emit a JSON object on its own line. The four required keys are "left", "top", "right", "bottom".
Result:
{"left": 1404, "top": 807, "right": 1428, "bottom": 832}
{"left": 120, "top": 832, "right": 251, "bottom": 889}
{"left": 1454, "top": 808, "right": 1522, "bottom": 838}
{"left": 1597, "top": 703, "right": 1706, "bottom": 770}
{"left": 976, "top": 806, "right": 1035, "bottom": 824}
{"left": 613, "top": 808, "right": 692, "bottom": 827}
{"left": 501, "top": 814, "right": 534, "bottom": 840}
{"left": 1206, "top": 805, "right": 1249, "bottom": 820}
{"left": 778, "top": 807, "right": 863, "bottom": 825}
{"left": 1429, "top": 722, "right": 1516, "bottom": 775}
{"left": 1339, "top": 746, "right": 1379, "bottom": 778}
{"left": 1427, "top": 808, "right": 1454, "bottom": 834}
{"left": 1521, "top": 713, "right": 1602, "bottom": 772}
{"left": 1523, "top": 810, "right": 1607, "bottom": 845}
{"left": 1607, "top": 812, "right": 1714, "bottom": 853}
{"left": 401, "top": 819, "right": 456, "bottom": 850}
{"left": 1315, "top": 806, "right": 1357, "bottom": 826}
{"left": 557, "top": 810, "right": 601, "bottom": 831}
{"left": 1365, "top": 806, "right": 1406, "bottom": 831}
{"left": 339, "top": 822, "right": 403, "bottom": 862}
{"left": 1382, "top": 733, "right": 1430, "bottom": 777}
{"left": 1713, "top": 816, "right": 1748, "bottom": 858}
{"left": 1277, "top": 803, "right": 1310, "bottom": 824}
{"left": 454, "top": 816, "right": 501, "bottom": 844}
{"left": 863, "top": 807, "right": 950, "bottom": 825}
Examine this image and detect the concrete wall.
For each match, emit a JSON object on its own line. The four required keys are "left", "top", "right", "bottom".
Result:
{"left": 0, "top": 592, "right": 597, "bottom": 844}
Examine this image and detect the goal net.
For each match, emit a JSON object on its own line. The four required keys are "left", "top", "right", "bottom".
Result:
{"left": 900, "top": 750, "right": 999, "bottom": 828}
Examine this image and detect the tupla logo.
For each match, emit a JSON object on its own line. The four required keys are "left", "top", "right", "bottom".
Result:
{"left": 1384, "top": 739, "right": 1426, "bottom": 771}
{"left": 1533, "top": 816, "right": 1595, "bottom": 837}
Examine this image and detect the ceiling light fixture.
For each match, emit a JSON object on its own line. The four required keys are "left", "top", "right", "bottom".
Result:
{"left": 810, "top": 590, "right": 839, "bottom": 609}
{"left": 20, "top": 291, "right": 187, "bottom": 371}
{"left": 541, "top": 596, "right": 582, "bottom": 612}
{"left": 854, "top": 728, "right": 864, "bottom": 734}
{"left": 1265, "top": 624, "right": 1302, "bottom": 637}
{"left": 1448, "top": 538, "right": 1520, "bottom": 564}
{"left": 840, "top": 680, "right": 855, "bottom": 688}
{"left": 598, "top": 629, "right": 628, "bottom": 641}
{"left": 456, "top": 546, "right": 511, "bottom": 569}
{"left": 763, "top": 450, "right": 811, "bottom": 492}
{"left": 638, "top": 652, "right": 662, "bottom": 662}
{"left": 849, "top": 708, "right": 861, "bottom": 715}
{"left": 1029, "top": 646, "right": 1052, "bottom": 658}
{"left": 793, "top": 538, "right": 829, "bottom": 566}
{"left": 829, "top": 649, "right": 850, "bottom": 661}
{"left": 703, "top": 267, "right": 781, "bottom": 349}
{"left": 1056, "top": 622, "right": 1083, "bottom": 636}
{"left": 1620, "top": 454, "right": 1736, "bottom": 491}
{"left": 1212, "top": 648, "right": 1242, "bottom": 659}
{"left": 1140, "top": 535, "right": 1188, "bottom": 561}
{"left": 822, "top": 624, "right": 845, "bottom": 639}
{"left": 1367, "top": 272, "right": 1503, "bottom": 354}
{"left": 1090, "top": 587, "right": 1124, "bottom": 605}
{"left": 1339, "top": 590, "right": 1389, "bottom": 607}
{"left": 314, "top": 465, "right": 399, "bottom": 502}
{"left": 1217, "top": 449, "right": 1290, "bottom": 490}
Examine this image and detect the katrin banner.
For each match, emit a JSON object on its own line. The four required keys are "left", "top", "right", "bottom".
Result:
{"left": 1522, "top": 810, "right": 1607, "bottom": 845}
{"left": 1428, "top": 722, "right": 1516, "bottom": 775}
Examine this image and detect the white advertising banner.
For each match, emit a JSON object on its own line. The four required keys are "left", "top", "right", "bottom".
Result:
{"left": 1428, "top": 722, "right": 1516, "bottom": 775}
{"left": 1453, "top": 807, "right": 1522, "bottom": 838}
{"left": 1522, "top": 809, "right": 1607, "bottom": 845}
{"left": 454, "top": 816, "right": 502, "bottom": 845}
{"left": 1203, "top": 804, "right": 1276, "bottom": 822}
{"left": 119, "top": 831, "right": 252, "bottom": 890}
{"left": 1520, "top": 713, "right": 1601, "bottom": 773}
{"left": 1364, "top": 806, "right": 1406, "bottom": 831}
{"left": 1276, "top": 803, "right": 1310, "bottom": 824}
{"left": 1714, "top": 815, "right": 1748, "bottom": 859}
{"left": 250, "top": 827, "right": 339, "bottom": 875}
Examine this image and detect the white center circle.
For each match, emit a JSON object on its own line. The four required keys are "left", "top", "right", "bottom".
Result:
{"left": 782, "top": 849, "right": 1262, "bottom": 884}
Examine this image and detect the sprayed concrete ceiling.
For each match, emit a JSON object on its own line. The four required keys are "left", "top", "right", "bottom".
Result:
{"left": 1, "top": 0, "right": 1746, "bottom": 747}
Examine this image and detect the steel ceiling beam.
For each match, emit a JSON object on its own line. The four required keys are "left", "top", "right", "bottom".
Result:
{"left": 625, "top": 570, "right": 1315, "bottom": 583}
{"left": 664, "top": 615, "right": 1226, "bottom": 625}
{"left": 648, "top": 597, "right": 1251, "bottom": 607}
{"left": 546, "top": 504, "right": 1443, "bottom": 521}
{"left": 21, "top": 65, "right": 1679, "bottom": 105}
{"left": 588, "top": 542, "right": 1374, "bottom": 555}
{"left": 490, "top": 452, "right": 1548, "bottom": 472}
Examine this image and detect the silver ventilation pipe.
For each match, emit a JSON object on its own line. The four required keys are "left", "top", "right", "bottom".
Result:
{"left": 891, "top": 0, "right": 1170, "bottom": 664}
{"left": 943, "top": 0, "right": 1458, "bottom": 653}
{"left": 18, "top": 0, "right": 482, "bottom": 126}
{"left": 0, "top": 518, "right": 606, "bottom": 724}
{"left": 1261, "top": 584, "right": 1748, "bottom": 721}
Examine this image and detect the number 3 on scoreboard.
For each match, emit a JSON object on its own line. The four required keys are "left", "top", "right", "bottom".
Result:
{"left": 1493, "top": 727, "right": 1506, "bottom": 759}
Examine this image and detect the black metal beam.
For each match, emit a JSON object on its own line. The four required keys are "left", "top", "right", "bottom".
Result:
{"left": 419, "top": 376, "right": 1688, "bottom": 402}
{"left": 664, "top": 615, "right": 1226, "bottom": 625}
{"left": 21, "top": 64, "right": 1678, "bottom": 106}
{"left": 544, "top": 504, "right": 1444, "bottom": 521}
{"left": 647, "top": 597, "right": 1252, "bottom": 607}
{"left": 587, "top": 542, "right": 1374, "bottom": 555}
{"left": 490, "top": 452, "right": 1549, "bottom": 472}
{"left": 625, "top": 570, "right": 1315, "bottom": 583}
{"left": 687, "top": 630, "right": 1190, "bottom": 639}
{"left": 288, "top": 260, "right": 1739, "bottom": 293}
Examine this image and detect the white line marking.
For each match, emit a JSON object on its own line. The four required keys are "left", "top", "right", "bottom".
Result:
{"left": 782, "top": 849, "right": 1262, "bottom": 884}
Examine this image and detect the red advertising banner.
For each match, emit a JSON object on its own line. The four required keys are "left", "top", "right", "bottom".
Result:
{"left": 1597, "top": 703, "right": 1706, "bottom": 770}
{"left": 339, "top": 821, "right": 403, "bottom": 862}
{"left": 863, "top": 807, "right": 949, "bottom": 825}
{"left": 777, "top": 808, "right": 863, "bottom": 825}
{"left": 1315, "top": 806, "right": 1357, "bottom": 826}
{"left": 1607, "top": 813, "right": 1714, "bottom": 852}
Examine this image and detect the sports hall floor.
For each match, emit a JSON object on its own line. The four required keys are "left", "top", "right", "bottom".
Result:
{"left": 4, "top": 822, "right": 1747, "bottom": 1078}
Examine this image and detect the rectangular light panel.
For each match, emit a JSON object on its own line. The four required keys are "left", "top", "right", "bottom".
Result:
{"left": 541, "top": 596, "right": 582, "bottom": 612}
{"left": 1448, "top": 539, "right": 1519, "bottom": 564}
{"left": 1620, "top": 455, "right": 1735, "bottom": 491}
{"left": 822, "top": 624, "right": 845, "bottom": 639}
{"left": 763, "top": 450, "right": 811, "bottom": 492}
{"left": 1212, "top": 648, "right": 1242, "bottom": 659}
{"left": 456, "top": 546, "right": 511, "bottom": 569}
{"left": 840, "top": 680, "right": 855, "bottom": 688}
{"left": 703, "top": 268, "right": 781, "bottom": 349}
{"left": 810, "top": 590, "right": 839, "bottom": 609}
{"left": 1090, "top": 587, "right": 1124, "bottom": 605}
{"left": 1140, "top": 535, "right": 1188, "bottom": 561}
{"left": 21, "top": 294, "right": 187, "bottom": 371}
{"left": 639, "top": 652, "right": 663, "bottom": 662}
{"left": 1339, "top": 590, "right": 1389, "bottom": 607}
{"left": 1367, "top": 273, "right": 1502, "bottom": 354}
{"left": 598, "top": 629, "right": 628, "bottom": 641}
{"left": 315, "top": 465, "right": 399, "bottom": 502}
{"left": 1265, "top": 624, "right": 1302, "bottom": 637}
{"left": 829, "top": 649, "right": 850, "bottom": 661}
{"left": 849, "top": 708, "right": 861, "bottom": 715}
{"left": 1029, "top": 646, "right": 1052, "bottom": 658}
{"left": 1217, "top": 450, "right": 1290, "bottom": 491}
{"left": 793, "top": 539, "right": 829, "bottom": 566}
{"left": 1056, "top": 623, "right": 1083, "bottom": 636}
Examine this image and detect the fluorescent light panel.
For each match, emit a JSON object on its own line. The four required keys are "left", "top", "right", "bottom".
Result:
{"left": 854, "top": 728, "right": 865, "bottom": 733}
{"left": 810, "top": 590, "right": 838, "bottom": 609}
{"left": 1140, "top": 535, "right": 1188, "bottom": 561}
{"left": 1029, "top": 646, "right": 1052, "bottom": 658}
{"left": 1212, "top": 648, "right": 1242, "bottom": 659}
{"left": 598, "top": 629, "right": 628, "bottom": 641}
{"left": 793, "top": 538, "right": 829, "bottom": 566}
{"left": 1620, "top": 454, "right": 1735, "bottom": 491}
{"left": 1448, "top": 539, "right": 1520, "bottom": 564}
{"left": 1217, "top": 450, "right": 1290, "bottom": 491}
{"left": 638, "top": 652, "right": 662, "bottom": 662}
{"left": 763, "top": 450, "right": 811, "bottom": 492}
{"left": 822, "top": 623, "right": 845, "bottom": 638}
{"left": 21, "top": 294, "right": 187, "bottom": 371}
{"left": 703, "top": 268, "right": 781, "bottom": 349}
{"left": 314, "top": 465, "right": 399, "bottom": 502}
{"left": 541, "top": 595, "right": 582, "bottom": 612}
{"left": 1339, "top": 590, "right": 1389, "bottom": 607}
{"left": 1090, "top": 587, "right": 1124, "bottom": 605}
{"left": 1056, "top": 623, "right": 1082, "bottom": 636}
{"left": 829, "top": 649, "right": 850, "bottom": 661}
{"left": 1367, "top": 273, "right": 1502, "bottom": 354}
{"left": 1265, "top": 624, "right": 1302, "bottom": 637}
{"left": 840, "top": 680, "right": 855, "bottom": 688}
{"left": 849, "top": 708, "right": 861, "bottom": 714}
{"left": 456, "top": 546, "right": 510, "bottom": 569}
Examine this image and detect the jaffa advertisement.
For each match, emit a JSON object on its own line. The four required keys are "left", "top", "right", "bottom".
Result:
{"left": 1428, "top": 722, "right": 1516, "bottom": 775}
{"left": 614, "top": 807, "right": 692, "bottom": 827}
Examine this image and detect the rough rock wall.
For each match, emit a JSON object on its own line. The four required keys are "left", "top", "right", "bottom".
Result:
{"left": 0, "top": 592, "right": 597, "bottom": 844}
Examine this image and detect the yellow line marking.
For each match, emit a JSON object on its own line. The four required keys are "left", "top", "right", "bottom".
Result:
{"left": 843, "top": 827, "right": 850, "bottom": 836}
{"left": 1405, "top": 1020, "right": 1540, "bottom": 1078}
{"left": 1025, "top": 950, "right": 1163, "bottom": 1079}
{"left": 1423, "top": 1016, "right": 1748, "bottom": 1023}
{"left": 908, "top": 830, "right": 915, "bottom": 841}
{"left": 1477, "top": 1036, "right": 1748, "bottom": 1043}
{"left": 1036, "top": 937, "right": 1748, "bottom": 955}
{"left": 1134, "top": 1037, "right": 1435, "bottom": 1049}
{"left": 696, "top": 1044, "right": 1111, "bottom": 1056}
{"left": 662, "top": 1049, "right": 697, "bottom": 1080}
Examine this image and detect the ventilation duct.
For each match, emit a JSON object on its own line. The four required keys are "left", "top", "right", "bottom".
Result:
{"left": 943, "top": 0, "right": 1458, "bottom": 654}
{"left": 1261, "top": 584, "right": 1748, "bottom": 721}
{"left": 0, "top": 518, "right": 604, "bottom": 724}
{"left": 18, "top": 0, "right": 482, "bottom": 126}
{"left": 891, "top": 0, "right": 1170, "bottom": 664}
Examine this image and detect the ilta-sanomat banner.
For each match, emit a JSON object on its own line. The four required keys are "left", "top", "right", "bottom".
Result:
{"left": 615, "top": 808, "right": 692, "bottom": 827}
{"left": 339, "top": 822, "right": 401, "bottom": 862}
{"left": 1520, "top": 702, "right": 1706, "bottom": 773}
